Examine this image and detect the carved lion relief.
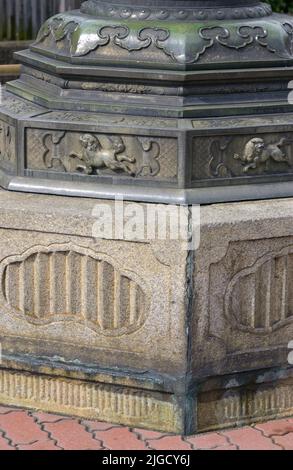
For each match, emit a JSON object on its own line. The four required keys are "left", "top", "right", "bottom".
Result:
{"left": 0, "top": 244, "right": 150, "bottom": 337}
{"left": 192, "top": 134, "right": 293, "bottom": 180}
{"left": 234, "top": 137, "right": 291, "bottom": 173}
{"left": 63, "top": 133, "right": 136, "bottom": 176}
{"left": 26, "top": 129, "right": 178, "bottom": 180}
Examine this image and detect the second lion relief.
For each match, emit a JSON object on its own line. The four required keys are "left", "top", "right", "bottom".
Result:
{"left": 192, "top": 133, "right": 293, "bottom": 181}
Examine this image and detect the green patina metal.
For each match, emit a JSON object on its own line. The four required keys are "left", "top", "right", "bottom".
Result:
{"left": 1, "top": 0, "right": 293, "bottom": 204}
{"left": 29, "top": 6, "right": 293, "bottom": 70}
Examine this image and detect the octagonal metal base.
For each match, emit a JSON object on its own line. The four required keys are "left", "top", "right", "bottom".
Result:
{"left": 2, "top": 90, "right": 293, "bottom": 204}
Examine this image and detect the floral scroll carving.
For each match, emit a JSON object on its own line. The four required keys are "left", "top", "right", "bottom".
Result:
{"left": 34, "top": 14, "right": 293, "bottom": 64}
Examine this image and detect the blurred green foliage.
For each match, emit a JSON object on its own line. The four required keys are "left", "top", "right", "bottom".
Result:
{"left": 269, "top": 0, "right": 293, "bottom": 13}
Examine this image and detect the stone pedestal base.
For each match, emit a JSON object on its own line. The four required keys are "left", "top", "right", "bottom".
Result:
{"left": 0, "top": 190, "right": 292, "bottom": 434}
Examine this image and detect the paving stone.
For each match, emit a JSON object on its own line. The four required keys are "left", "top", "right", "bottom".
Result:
{"left": 82, "top": 420, "right": 120, "bottom": 432}
{"left": 0, "top": 405, "right": 292, "bottom": 450}
{"left": 133, "top": 428, "right": 169, "bottom": 441}
{"left": 0, "top": 406, "right": 19, "bottom": 415}
{"left": 212, "top": 444, "right": 238, "bottom": 450}
{"left": 32, "top": 411, "right": 70, "bottom": 423}
{"left": 0, "top": 411, "right": 48, "bottom": 445}
{"left": 146, "top": 436, "right": 192, "bottom": 451}
{"left": 255, "top": 419, "right": 293, "bottom": 437}
{"left": 43, "top": 420, "right": 103, "bottom": 450}
{"left": 273, "top": 434, "right": 293, "bottom": 450}
{"left": 0, "top": 433, "right": 14, "bottom": 450}
{"left": 94, "top": 427, "right": 147, "bottom": 450}
{"left": 221, "top": 427, "right": 282, "bottom": 450}
{"left": 17, "top": 439, "right": 62, "bottom": 450}
{"left": 185, "top": 433, "right": 229, "bottom": 450}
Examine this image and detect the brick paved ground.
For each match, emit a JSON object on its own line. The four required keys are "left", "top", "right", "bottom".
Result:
{"left": 0, "top": 406, "right": 292, "bottom": 450}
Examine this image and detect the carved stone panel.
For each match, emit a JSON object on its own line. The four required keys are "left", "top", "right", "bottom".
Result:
{"left": 26, "top": 129, "right": 178, "bottom": 180}
{"left": 1, "top": 244, "right": 149, "bottom": 337}
{"left": 0, "top": 120, "right": 16, "bottom": 172}
{"left": 208, "top": 238, "right": 293, "bottom": 354}
{"left": 225, "top": 248, "right": 293, "bottom": 334}
{"left": 0, "top": 220, "right": 187, "bottom": 375}
{"left": 192, "top": 133, "right": 293, "bottom": 181}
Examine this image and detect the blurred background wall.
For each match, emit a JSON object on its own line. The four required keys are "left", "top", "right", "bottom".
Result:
{"left": 0, "top": 0, "right": 81, "bottom": 71}
{"left": 270, "top": 0, "right": 292, "bottom": 13}
{"left": 0, "top": 0, "right": 291, "bottom": 42}
{"left": 0, "top": 0, "right": 291, "bottom": 54}
{"left": 0, "top": 0, "right": 81, "bottom": 42}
